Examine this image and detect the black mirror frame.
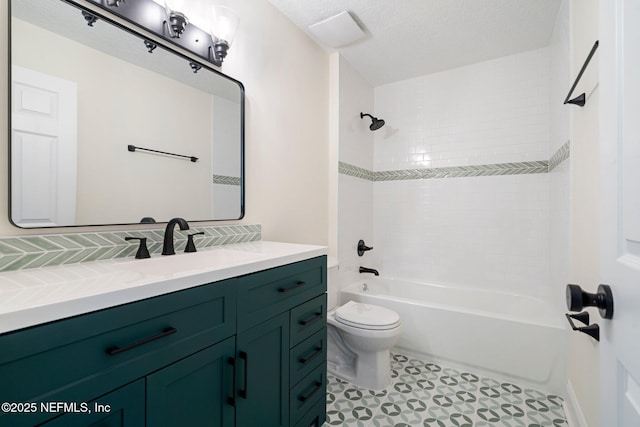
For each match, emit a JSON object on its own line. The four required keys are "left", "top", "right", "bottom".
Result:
{"left": 8, "top": 0, "right": 245, "bottom": 228}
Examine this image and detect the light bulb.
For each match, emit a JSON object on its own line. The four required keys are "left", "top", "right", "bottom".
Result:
{"left": 164, "top": 0, "right": 189, "bottom": 37}
{"left": 211, "top": 6, "right": 239, "bottom": 46}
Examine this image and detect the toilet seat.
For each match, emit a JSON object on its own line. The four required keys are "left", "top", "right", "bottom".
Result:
{"left": 335, "top": 301, "right": 401, "bottom": 330}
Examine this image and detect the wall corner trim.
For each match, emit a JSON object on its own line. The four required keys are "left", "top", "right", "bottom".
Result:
{"left": 563, "top": 380, "right": 589, "bottom": 427}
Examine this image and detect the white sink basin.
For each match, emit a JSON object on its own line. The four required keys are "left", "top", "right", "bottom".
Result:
{"left": 113, "top": 248, "right": 265, "bottom": 277}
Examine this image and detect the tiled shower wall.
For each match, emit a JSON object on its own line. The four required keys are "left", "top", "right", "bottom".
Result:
{"left": 337, "top": 2, "right": 571, "bottom": 306}
{"left": 368, "top": 48, "right": 554, "bottom": 300}
{"left": 372, "top": 175, "right": 550, "bottom": 297}
{"left": 336, "top": 57, "right": 375, "bottom": 286}
{"left": 548, "top": 0, "right": 571, "bottom": 315}
{"left": 374, "top": 48, "right": 550, "bottom": 171}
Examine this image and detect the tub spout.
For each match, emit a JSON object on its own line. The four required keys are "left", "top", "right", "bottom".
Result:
{"left": 359, "top": 266, "right": 379, "bottom": 276}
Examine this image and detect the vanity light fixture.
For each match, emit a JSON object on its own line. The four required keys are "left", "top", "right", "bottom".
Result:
{"left": 94, "top": 0, "right": 239, "bottom": 67}
{"left": 164, "top": 0, "right": 189, "bottom": 38}
{"left": 161, "top": 1, "right": 239, "bottom": 64}
{"left": 210, "top": 6, "right": 240, "bottom": 64}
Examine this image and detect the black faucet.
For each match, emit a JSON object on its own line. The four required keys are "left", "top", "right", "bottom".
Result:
{"left": 357, "top": 240, "right": 373, "bottom": 256}
{"left": 359, "top": 266, "right": 379, "bottom": 276}
{"left": 162, "top": 217, "right": 190, "bottom": 255}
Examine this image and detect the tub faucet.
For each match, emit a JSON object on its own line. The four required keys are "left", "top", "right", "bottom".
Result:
{"left": 359, "top": 266, "right": 379, "bottom": 276}
{"left": 162, "top": 217, "right": 190, "bottom": 255}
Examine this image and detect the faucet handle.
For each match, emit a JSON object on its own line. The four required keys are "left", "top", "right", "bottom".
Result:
{"left": 125, "top": 236, "right": 151, "bottom": 259}
{"left": 185, "top": 232, "right": 205, "bottom": 253}
{"left": 357, "top": 240, "right": 373, "bottom": 256}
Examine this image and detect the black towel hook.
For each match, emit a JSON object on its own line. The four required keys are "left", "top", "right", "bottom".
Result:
{"left": 564, "top": 40, "right": 599, "bottom": 107}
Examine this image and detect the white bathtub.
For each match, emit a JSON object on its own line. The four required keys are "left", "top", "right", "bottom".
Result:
{"left": 340, "top": 278, "right": 566, "bottom": 394}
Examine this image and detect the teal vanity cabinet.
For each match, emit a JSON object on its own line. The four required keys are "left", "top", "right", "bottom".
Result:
{"left": 38, "top": 380, "right": 145, "bottom": 427}
{"left": 236, "top": 255, "right": 327, "bottom": 427}
{"left": 0, "top": 255, "right": 327, "bottom": 427}
{"left": 0, "top": 277, "right": 237, "bottom": 427}
{"left": 146, "top": 337, "right": 236, "bottom": 427}
{"left": 235, "top": 312, "right": 290, "bottom": 426}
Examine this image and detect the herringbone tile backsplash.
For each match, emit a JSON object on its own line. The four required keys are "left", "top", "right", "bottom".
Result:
{"left": 0, "top": 224, "right": 261, "bottom": 272}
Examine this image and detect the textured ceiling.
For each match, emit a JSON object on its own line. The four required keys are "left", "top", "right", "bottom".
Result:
{"left": 267, "top": 0, "right": 562, "bottom": 87}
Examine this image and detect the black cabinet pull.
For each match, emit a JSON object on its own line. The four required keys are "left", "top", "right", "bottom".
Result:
{"left": 227, "top": 357, "right": 237, "bottom": 406}
{"left": 239, "top": 351, "right": 248, "bottom": 399}
{"left": 299, "top": 347, "right": 322, "bottom": 365}
{"left": 105, "top": 327, "right": 177, "bottom": 355}
{"left": 299, "top": 312, "right": 322, "bottom": 326}
{"left": 298, "top": 381, "right": 322, "bottom": 403}
{"left": 278, "top": 281, "right": 306, "bottom": 293}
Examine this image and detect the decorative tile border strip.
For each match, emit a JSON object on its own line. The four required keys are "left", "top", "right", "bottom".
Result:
{"left": 377, "top": 161, "right": 549, "bottom": 181}
{"left": 339, "top": 160, "right": 549, "bottom": 182}
{"left": 340, "top": 141, "right": 572, "bottom": 182}
{"left": 338, "top": 162, "right": 376, "bottom": 181}
{"left": 0, "top": 224, "right": 261, "bottom": 272}
{"left": 549, "top": 140, "right": 570, "bottom": 172}
{"left": 212, "top": 175, "right": 241, "bottom": 185}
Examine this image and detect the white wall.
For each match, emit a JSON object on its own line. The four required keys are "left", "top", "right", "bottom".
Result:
{"left": 547, "top": 0, "right": 573, "bottom": 417}
{"left": 567, "top": 0, "right": 600, "bottom": 425}
{"left": 219, "top": 0, "right": 329, "bottom": 245}
{"left": 1, "top": 0, "right": 331, "bottom": 246}
{"left": 549, "top": 0, "right": 572, "bottom": 157}
{"left": 371, "top": 50, "right": 552, "bottom": 300}
{"left": 336, "top": 56, "right": 375, "bottom": 290}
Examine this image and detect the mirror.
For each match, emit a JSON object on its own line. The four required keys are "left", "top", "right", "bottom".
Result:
{"left": 9, "top": 0, "right": 244, "bottom": 228}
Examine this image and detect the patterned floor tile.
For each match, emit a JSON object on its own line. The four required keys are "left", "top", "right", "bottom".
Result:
{"left": 326, "top": 375, "right": 350, "bottom": 409}
{"left": 421, "top": 406, "right": 474, "bottom": 427}
{"left": 476, "top": 397, "right": 527, "bottom": 427}
{"left": 323, "top": 351, "right": 567, "bottom": 427}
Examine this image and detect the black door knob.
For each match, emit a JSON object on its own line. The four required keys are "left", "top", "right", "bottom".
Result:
{"left": 566, "top": 284, "right": 614, "bottom": 319}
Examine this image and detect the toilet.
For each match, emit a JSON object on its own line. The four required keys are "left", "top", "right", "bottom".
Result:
{"left": 327, "top": 296, "right": 402, "bottom": 390}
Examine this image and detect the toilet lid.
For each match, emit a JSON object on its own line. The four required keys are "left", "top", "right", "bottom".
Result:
{"left": 335, "top": 301, "right": 401, "bottom": 330}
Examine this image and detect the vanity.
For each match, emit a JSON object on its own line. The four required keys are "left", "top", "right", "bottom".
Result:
{"left": 0, "top": 242, "right": 328, "bottom": 427}
{"left": 5, "top": 0, "right": 328, "bottom": 425}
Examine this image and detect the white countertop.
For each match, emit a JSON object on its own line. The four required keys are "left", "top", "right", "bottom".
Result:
{"left": 0, "top": 241, "right": 327, "bottom": 334}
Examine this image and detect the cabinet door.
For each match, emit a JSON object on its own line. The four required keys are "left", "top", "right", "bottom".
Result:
{"left": 40, "top": 379, "right": 144, "bottom": 427}
{"left": 236, "top": 312, "right": 289, "bottom": 427}
{"left": 146, "top": 337, "right": 235, "bottom": 427}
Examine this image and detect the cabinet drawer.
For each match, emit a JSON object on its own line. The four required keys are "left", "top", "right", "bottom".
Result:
{"left": 290, "top": 294, "right": 326, "bottom": 347}
{"left": 0, "top": 279, "right": 236, "bottom": 427}
{"left": 290, "top": 329, "right": 327, "bottom": 386}
{"left": 293, "top": 398, "right": 326, "bottom": 427}
{"left": 237, "top": 256, "right": 327, "bottom": 331}
{"left": 290, "top": 363, "right": 327, "bottom": 425}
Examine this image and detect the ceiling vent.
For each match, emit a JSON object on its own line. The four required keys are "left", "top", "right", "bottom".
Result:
{"left": 308, "top": 11, "right": 365, "bottom": 48}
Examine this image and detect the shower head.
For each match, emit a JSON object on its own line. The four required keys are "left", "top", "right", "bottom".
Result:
{"left": 360, "top": 112, "right": 385, "bottom": 131}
